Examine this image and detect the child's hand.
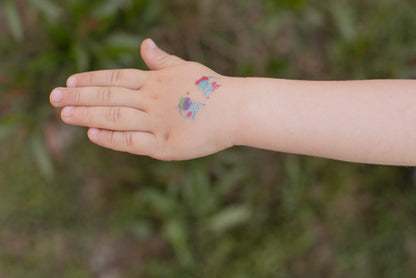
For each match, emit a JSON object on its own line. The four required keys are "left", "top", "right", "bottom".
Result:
{"left": 50, "top": 39, "right": 236, "bottom": 160}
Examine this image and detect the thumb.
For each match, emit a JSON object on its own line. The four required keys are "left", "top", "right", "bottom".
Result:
{"left": 140, "top": 38, "right": 185, "bottom": 70}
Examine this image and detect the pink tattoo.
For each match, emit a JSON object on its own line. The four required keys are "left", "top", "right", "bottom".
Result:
{"left": 177, "top": 97, "right": 204, "bottom": 120}
{"left": 195, "top": 76, "right": 221, "bottom": 98}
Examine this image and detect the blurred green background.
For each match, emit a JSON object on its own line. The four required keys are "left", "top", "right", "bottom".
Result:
{"left": 1, "top": 0, "right": 416, "bottom": 277}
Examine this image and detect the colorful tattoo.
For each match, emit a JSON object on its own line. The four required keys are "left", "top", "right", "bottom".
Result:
{"left": 195, "top": 76, "right": 221, "bottom": 98}
{"left": 177, "top": 97, "right": 204, "bottom": 120}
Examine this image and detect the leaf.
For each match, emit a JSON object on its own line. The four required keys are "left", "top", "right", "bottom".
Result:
{"left": 28, "top": 0, "right": 62, "bottom": 21}
{"left": 331, "top": 1, "right": 356, "bottom": 42}
{"left": 103, "top": 33, "right": 142, "bottom": 51}
{"left": 139, "top": 189, "right": 177, "bottom": 215}
{"left": 5, "top": 0, "right": 24, "bottom": 42}
{"left": 73, "top": 42, "right": 90, "bottom": 72}
{"left": 164, "top": 219, "right": 192, "bottom": 265}
{"left": 92, "top": 0, "right": 121, "bottom": 20}
{"left": 30, "top": 132, "right": 54, "bottom": 181}
{"left": 208, "top": 205, "right": 251, "bottom": 234}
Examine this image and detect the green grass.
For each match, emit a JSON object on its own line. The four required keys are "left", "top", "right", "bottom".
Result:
{"left": 1, "top": 0, "right": 416, "bottom": 277}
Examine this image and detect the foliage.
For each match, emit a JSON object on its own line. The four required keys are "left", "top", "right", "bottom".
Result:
{"left": 1, "top": 0, "right": 416, "bottom": 277}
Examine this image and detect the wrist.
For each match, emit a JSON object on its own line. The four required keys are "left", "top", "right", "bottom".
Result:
{"left": 225, "top": 77, "right": 288, "bottom": 151}
{"left": 216, "top": 76, "right": 249, "bottom": 148}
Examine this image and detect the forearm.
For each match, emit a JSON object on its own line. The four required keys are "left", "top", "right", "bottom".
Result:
{"left": 51, "top": 38, "right": 416, "bottom": 164}
{"left": 228, "top": 77, "right": 416, "bottom": 165}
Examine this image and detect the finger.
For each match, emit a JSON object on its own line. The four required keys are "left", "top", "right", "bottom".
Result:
{"left": 50, "top": 86, "right": 146, "bottom": 110}
{"left": 61, "top": 106, "right": 151, "bottom": 132}
{"left": 67, "top": 69, "right": 148, "bottom": 89}
{"left": 140, "top": 38, "right": 185, "bottom": 70}
{"left": 88, "top": 128, "right": 157, "bottom": 157}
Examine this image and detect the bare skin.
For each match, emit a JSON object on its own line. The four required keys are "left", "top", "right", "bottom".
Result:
{"left": 50, "top": 39, "right": 416, "bottom": 165}
{"left": 50, "top": 39, "right": 234, "bottom": 160}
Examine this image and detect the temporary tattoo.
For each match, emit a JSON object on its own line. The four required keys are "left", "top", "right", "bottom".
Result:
{"left": 177, "top": 97, "right": 205, "bottom": 120}
{"left": 195, "top": 76, "right": 221, "bottom": 98}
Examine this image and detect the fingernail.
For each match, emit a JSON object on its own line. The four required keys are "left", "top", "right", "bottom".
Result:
{"left": 147, "top": 39, "right": 157, "bottom": 49}
{"left": 67, "top": 76, "right": 77, "bottom": 88}
{"left": 89, "top": 128, "right": 99, "bottom": 139}
{"left": 62, "top": 106, "right": 74, "bottom": 117}
{"left": 51, "top": 89, "right": 62, "bottom": 102}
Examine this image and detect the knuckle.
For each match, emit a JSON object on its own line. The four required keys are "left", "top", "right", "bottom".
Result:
{"left": 158, "top": 54, "right": 172, "bottom": 66}
{"left": 73, "top": 88, "right": 81, "bottom": 104}
{"left": 83, "top": 108, "right": 91, "bottom": 121}
{"left": 124, "top": 132, "right": 133, "bottom": 147}
{"left": 110, "top": 131, "right": 116, "bottom": 145}
{"left": 106, "top": 107, "right": 121, "bottom": 123}
{"left": 97, "top": 87, "right": 111, "bottom": 104}
{"left": 110, "top": 70, "right": 122, "bottom": 86}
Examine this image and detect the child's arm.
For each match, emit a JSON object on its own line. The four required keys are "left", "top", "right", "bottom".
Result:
{"left": 232, "top": 78, "right": 416, "bottom": 166}
{"left": 50, "top": 39, "right": 416, "bottom": 165}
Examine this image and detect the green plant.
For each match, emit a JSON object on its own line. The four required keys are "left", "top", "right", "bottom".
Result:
{"left": 1, "top": 0, "right": 416, "bottom": 277}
